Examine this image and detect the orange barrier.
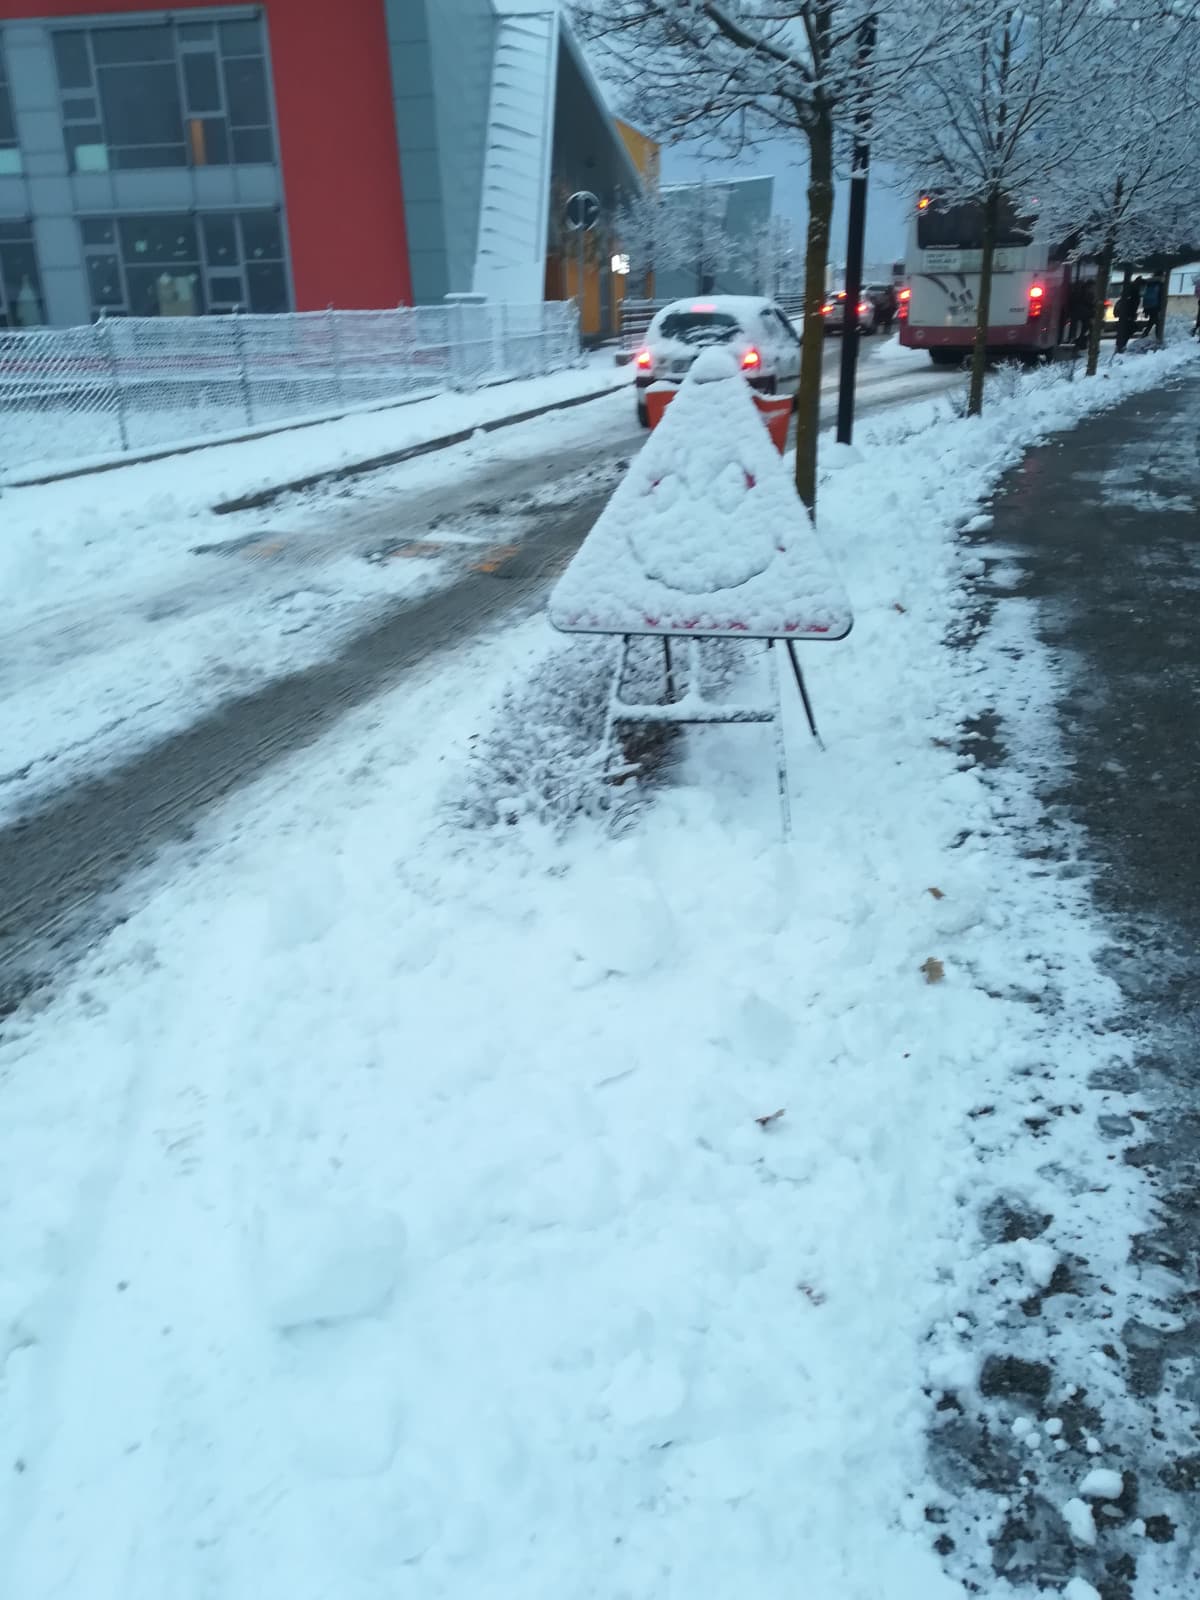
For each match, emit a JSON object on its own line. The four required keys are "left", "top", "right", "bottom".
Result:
{"left": 645, "top": 386, "right": 678, "bottom": 430}
{"left": 647, "top": 383, "right": 792, "bottom": 453}
{"left": 753, "top": 392, "right": 793, "bottom": 454}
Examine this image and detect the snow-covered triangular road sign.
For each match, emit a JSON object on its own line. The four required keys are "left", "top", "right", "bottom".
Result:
{"left": 549, "top": 348, "right": 852, "bottom": 639}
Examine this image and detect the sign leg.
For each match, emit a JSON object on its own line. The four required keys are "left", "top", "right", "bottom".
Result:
{"left": 785, "top": 641, "right": 825, "bottom": 750}
{"left": 768, "top": 641, "right": 792, "bottom": 838}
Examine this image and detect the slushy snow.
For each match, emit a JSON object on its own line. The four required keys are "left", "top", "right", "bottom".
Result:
{"left": 1, "top": 341, "right": 1196, "bottom": 1598}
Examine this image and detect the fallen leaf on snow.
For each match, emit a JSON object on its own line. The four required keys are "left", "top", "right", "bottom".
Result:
{"left": 927, "top": 886, "right": 946, "bottom": 900}
{"left": 921, "top": 957, "right": 945, "bottom": 984}
{"left": 931, "top": 737, "right": 954, "bottom": 750}
{"left": 755, "top": 1108, "right": 786, "bottom": 1128}
{"left": 797, "top": 1282, "right": 827, "bottom": 1306}
{"left": 893, "top": 602, "right": 907, "bottom": 614}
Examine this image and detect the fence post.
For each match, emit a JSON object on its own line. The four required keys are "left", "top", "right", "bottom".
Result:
{"left": 452, "top": 298, "right": 467, "bottom": 392}
{"left": 495, "top": 302, "right": 509, "bottom": 376}
{"left": 99, "top": 313, "right": 129, "bottom": 453}
{"left": 327, "top": 304, "right": 346, "bottom": 407}
{"left": 232, "top": 307, "right": 254, "bottom": 424}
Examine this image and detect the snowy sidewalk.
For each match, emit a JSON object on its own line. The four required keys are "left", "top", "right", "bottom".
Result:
{"left": 1, "top": 346, "right": 1197, "bottom": 1600}
{"left": 928, "top": 367, "right": 1200, "bottom": 1597}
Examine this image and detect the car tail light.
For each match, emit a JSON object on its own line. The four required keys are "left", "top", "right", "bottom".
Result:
{"left": 821, "top": 303, "right": 832, "bottom": 315}
{"left": 1104, "top": 298, "right": 1114, "bottom": 309}
{"left": 1028, "top": 283, "right": 1045, "bottom": 318}
{"left": 857, "top": 303, "right": 870, "bottom": 317}
{"left": 899, "top": 287, "right": 911, "bottom": 301}
{"left": 635, "top": 348, "right": 652, "bottom": 369}
{"left": 741, "top": 346, "right": 761, "bottom": 369}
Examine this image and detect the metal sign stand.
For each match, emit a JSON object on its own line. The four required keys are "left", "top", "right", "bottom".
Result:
{"left": 600, "top": 634, "right": 828, "bottom": 835}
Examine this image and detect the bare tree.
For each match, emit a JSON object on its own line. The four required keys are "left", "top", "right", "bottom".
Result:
{"left": 748, "top": 215, "right": 802, "bottom": 297}
{"left": 1035, "top": 14, "right": 1200, "bottom": 374}
{"left": 572, "top": 0, "right": 947, "bottom": 512}
{"left": 885, "top": 0, "right": 1098, "bottom": 415}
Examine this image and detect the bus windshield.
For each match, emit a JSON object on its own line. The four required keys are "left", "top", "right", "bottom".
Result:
{"left": 917, "top": 200, "right": 1032, "bottom": 250}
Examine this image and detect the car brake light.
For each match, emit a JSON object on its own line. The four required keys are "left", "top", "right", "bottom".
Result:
{"left": 1104, "top": 298, "right": 1114, "bottom": 308}
{"left": 635, "top": 348, "right": 652, "bottom": 369}
{"left": 691, "top": 302, "right": 716, "bottom": 312}
{"left": 899, "top": 288, "right": 911, "bottom": 301}
{"left": 742, "top": 346, "right": 761, "bottom": 369}
{"left": 857, "top": 303, "right": 869, "bottom": 317}
{"left": 821, "top": 304, "right": 831, "bottom": 315}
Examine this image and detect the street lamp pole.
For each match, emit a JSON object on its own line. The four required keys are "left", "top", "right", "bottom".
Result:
{"left": 835, "top": 14, "right": 877, "bottom": 446}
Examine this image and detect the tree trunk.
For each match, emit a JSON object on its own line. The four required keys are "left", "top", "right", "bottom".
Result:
{"left": 967, "top": 187, "right": 1000, "bottom": 418}
{"left": 1086, "top": 237, "right": 1115, "bottom": 378}
{"left": 794, "top": 108, "right": 834, "bottom": 513}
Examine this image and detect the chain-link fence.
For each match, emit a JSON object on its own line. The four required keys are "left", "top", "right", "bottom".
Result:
{"left": 0, "top": 300, "right": 581, "bottom": 480}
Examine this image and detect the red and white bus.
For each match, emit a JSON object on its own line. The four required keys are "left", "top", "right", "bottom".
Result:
{"left": 900, "top": 195, "right": 1075, "bottom": 365}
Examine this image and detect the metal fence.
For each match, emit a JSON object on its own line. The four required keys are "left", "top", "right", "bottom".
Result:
{"left": 0, "top": 300, "right": 581, "bottom": 480}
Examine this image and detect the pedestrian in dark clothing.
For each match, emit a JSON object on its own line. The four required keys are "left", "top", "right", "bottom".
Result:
{"left": 1141, "top": 276, "right": 1163, "bottom": 340}
{"left": 1065, "top": 278, "right": 1094, "bottom": 346}
{"left": 1115, "top": 280, "right": 1140, "bottom": 352}
{"left": 878, "top": 284, "right": 898, "bottom": 334}
{"left": 1192, "top": 275, "right": 1200, "bottom": 338}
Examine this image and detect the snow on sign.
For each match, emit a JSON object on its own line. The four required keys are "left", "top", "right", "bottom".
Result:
{"left": 548, "top": 349, "right": 853, "bottom": 639}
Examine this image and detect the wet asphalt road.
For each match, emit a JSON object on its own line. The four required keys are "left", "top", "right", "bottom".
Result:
{"left": 940, "top": 366, "right": 1200, "bottom": 1596}
{"left": 0, "top": 346, "right": 960, "bottom": 1007}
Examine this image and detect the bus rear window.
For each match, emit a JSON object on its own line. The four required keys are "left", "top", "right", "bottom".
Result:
{"left": 917, "top": 200, "right": 1032, "bottom": 250}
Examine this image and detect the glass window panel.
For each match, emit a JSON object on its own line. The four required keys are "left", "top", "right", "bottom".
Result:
{"left": 112, "top": 145, "right": 186, "bottom": 170}
{"left": 53, "top": 32, "right": 93, "bottom": 92}
{"left": 61, "top": 93, "right": 99, "bottom": 121}
{"left": 246, "top": 260, "right": 287, "bottom": 314}
{"left": 219, "top": 20, "right": 263, "bottom": 55}
{"left": 81, "top": 217, "right": 116, "bottom": 246}
{"left": 125, "top": 265, "right": 203, "bottom": 317}
{"left": 183, "top": 52, "right": 220, "bottom": 113}
{"left": 92, "top": 25, "right": 174, "bottom": 65}
{"left": 231, "top": 125, "right": 272, "bottom": 164}
{"left": 118, "top": 214, "right": 198, "bottom": 265}
{"left": 179, "top": 22, "right": 215, "bottom": 42}
{"left": 0, "top": 150, "right": 21, "bottom": 176}
{"left": 223, "top": 56, "right": 268, "bottom": 127}
{"left": 0, "top": 87, "right": 14, "bottom": 146}
{"left": 189, "top": 117, "right": 229, "bottom": 167}
{"left": 68, "top": 127, "right": 108, "bottom": 173}
{"left": 208, "top": 273, "right": 243, "bottom": 302}
{"left": 202, "top": 214, "right": 238, "bottom": 265}
{"left": 239, "top": 211, "right": 282, "bottom": 261}
{"left": 1, "top": 240, "right": 45, "bottom": 326}
{"left": 99, "top": 62, "right": 183, "bottom": 146}
{"left": 86, "top": 252, "right": 123, "bottom": 307}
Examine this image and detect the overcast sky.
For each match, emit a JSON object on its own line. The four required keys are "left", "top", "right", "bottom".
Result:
{"left": 660, "top": 140, "right": 910, "bottom": 270}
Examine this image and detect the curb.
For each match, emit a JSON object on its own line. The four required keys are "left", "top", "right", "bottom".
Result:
{"left": 211, "top": 381, "right": 629, "bottom": 516}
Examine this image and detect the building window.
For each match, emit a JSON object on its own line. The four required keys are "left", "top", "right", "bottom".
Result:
{"left": 0, "top": 221, "right": 45, "bottom": 327}
{"left": 52, "top": 16, "right": 275, "bottom": 175}
{"left": 80, "top": 209, "right": 288, "bottom": 318}
{"left": 0, "top": 37, "right": 21, "bottom": 176}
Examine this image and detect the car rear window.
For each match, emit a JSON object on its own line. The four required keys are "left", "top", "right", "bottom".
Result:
{"left": 656, "top": 311, "right": 739, "bottom": 343}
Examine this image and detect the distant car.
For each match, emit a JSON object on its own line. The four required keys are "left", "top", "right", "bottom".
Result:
{"left": 820, "top": 289, "right": 878, "bottom": 334}
{"left": 633, "top": 295, "right": 802, "bottom": 427}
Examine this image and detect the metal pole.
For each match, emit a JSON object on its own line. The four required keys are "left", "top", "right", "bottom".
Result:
{"left": 327, "top": 303, "right": 346, "bottom": 406}
{"left": 99, "top": 313, "right": 129, "bottom": 453}
{"left": 233, "top": 307, "right": 254, "bottom": 424}
{"left": 836, "top": 14, "right": 876, "bottom": 447}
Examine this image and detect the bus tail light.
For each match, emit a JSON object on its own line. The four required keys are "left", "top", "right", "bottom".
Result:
{"left": 898, "top": 286, "right": 911, "bottom": 321}
{"left": 1028, "top": 283, "right": 1046, "bottom": 318}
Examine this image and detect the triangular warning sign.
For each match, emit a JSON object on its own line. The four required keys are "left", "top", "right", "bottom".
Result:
{"left": 549, "top": 349, "right": 852, "bottom": 639}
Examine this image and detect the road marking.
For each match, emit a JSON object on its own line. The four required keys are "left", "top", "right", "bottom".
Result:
{"left": 469, "top": 543, "right": 520, "bottom": 574}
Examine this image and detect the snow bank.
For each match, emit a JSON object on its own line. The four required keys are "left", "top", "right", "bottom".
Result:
{"left": 550, "top": 348, "right": 851, "bottom": 637}
{"left": 0, "top": 341, "right": 1195, "bottom": 1598}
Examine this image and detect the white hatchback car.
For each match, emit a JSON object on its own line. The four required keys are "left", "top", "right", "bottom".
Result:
{"left": 632, "top": 295, "right": 802, "bottom": 426}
